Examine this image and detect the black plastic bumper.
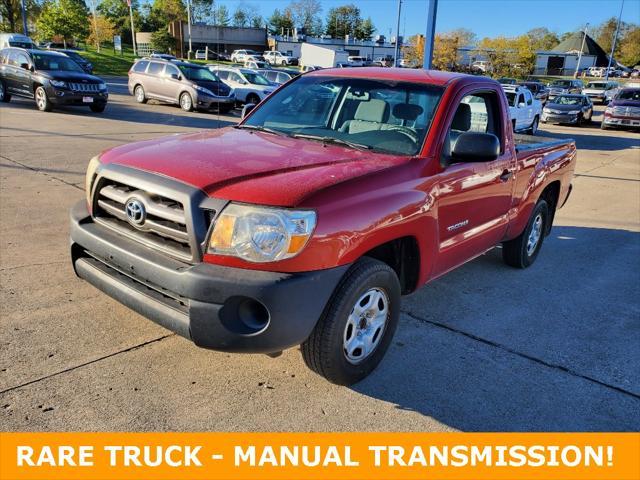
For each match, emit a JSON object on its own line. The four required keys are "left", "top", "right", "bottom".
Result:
{"left": 49, "top": 88, "right": 108, "bottom": 106}
{"left": 70, "top": 201, "right": 348, "bottom": 353}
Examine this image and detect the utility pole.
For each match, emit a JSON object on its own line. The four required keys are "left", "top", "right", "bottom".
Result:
{"left": 187, "top": 0, "right": 193, "bottom": 59}
{"left": 20, "top": 0, "right": 28, "bottom": 36}
{"left": 128, "top": 0, "right": 137, "bottom": 56}
{"left": 605, "top": 0, "right": 624, "bottom": 81}
{"left": 393, "top": 0, "right": 402, "bottom": 67}
{"left": 574, "top": 23, "right": 588, "bottom": 78}
{"left": 423, "top": 0, "right": 438, "bottom": 70}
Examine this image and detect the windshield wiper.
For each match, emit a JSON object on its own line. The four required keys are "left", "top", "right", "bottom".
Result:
{"left": 290, "top": 133, "right": 372, "bottom": 151}
{"left": 234, "top": 125, "right": 287, "bottom": 136}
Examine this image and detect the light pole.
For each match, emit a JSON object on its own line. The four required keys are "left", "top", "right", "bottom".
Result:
{"left": 574, "top": 23, "right": 588, "bottom": 78}
{"left": 423, "top": 0, "right": 438, "bottom": 70}
{"left": 20, "top": 0, "right": 28, "bottom": 36}
{"left": 393, "top": 0, "right": 402, "bottom": 67}
{"left": 128, "top": 0, "right": 137, "bottom": 56}
{"left": 605, "top": 0, "right": 624, "bottom": 81}
{"left": 187, "top": 0, "right": 193, "bottom": 59}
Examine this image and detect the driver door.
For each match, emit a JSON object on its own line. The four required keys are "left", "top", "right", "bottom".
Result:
{"left": 433, "top": 90, "right": 515, "bottom": 276}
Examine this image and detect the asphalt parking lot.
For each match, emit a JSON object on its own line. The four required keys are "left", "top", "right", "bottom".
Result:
{"left": 1, "top": 78, "right": 639, "bottom": 432}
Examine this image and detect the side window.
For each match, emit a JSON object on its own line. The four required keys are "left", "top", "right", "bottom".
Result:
{"left": 16, "top": 52, "right": 29, "bottom": 67}
{"left": 164, "top": 64, "right": 180, "bottom": 78}
{"left": 526, "top": 91, "right": 532, "bottom": 106}
{"left": 447, "top": 91, "right": 502, "bottom": 157}
{"left": 7, "top": 51, "right": 18, "bottom": 66}
{"left": 147, "top": 62, "right": 164, "bottom": 76}
{"left": 217, "top": 70, "right": 228, "bottom": 80}
{"left": 132, "top": 60, "right": 149, "bottom": 73}
{"left": 277, "top": 72, "right": 289, "bottom": 83}
{"left": 229, "top": 72, "right": 241, "bottom": 83}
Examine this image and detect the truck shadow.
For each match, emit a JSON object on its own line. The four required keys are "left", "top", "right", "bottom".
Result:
{"left": 537, "top": 128, "right": 640, "bottom": 151}
{"left": 353, "top": 226, "right": 640, "bottom": 431}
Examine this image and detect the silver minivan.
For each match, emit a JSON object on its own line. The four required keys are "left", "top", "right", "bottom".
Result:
{"left": 128, "top": 58, "right": 235, "bottom": 112}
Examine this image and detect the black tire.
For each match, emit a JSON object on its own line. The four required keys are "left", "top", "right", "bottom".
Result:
{"left": 281, "top": 60, "right": 287, "bottom": 66}
{"left": 34, "top": 86, "right": 52, "bottom": 112}
{"left": 134, "top": 85, "right": 147, "bottom": 104}
{"left": 502, "top": 199, "right": 549, "bottom": 269}
{"left": 217, "top": 104, "right": 232, "bottom": 114}
{"left": 512, "top": 119, "right": 517, "bottom": 133}
{"left": 527, "top": 116, "right": 539, "bottom": 135}
{"left": 246, "top": 93, "right": 260, "bottom": 105}
{"left": 90, "top": 103, "right": 106, "bottom": 113}
{"left": 179, "top": 92, "right": 193, "bottom": 111}
{"left": 301, "top": 257, "right": 401, "bottom": 385}
{"left": 0, "top": 80, "right": 10, "bottom": 102}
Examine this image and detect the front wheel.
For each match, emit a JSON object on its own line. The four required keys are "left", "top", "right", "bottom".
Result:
{"left": 179, "top": 92, "right": 193, "bottom": 112}
{"left": 0, "top": 80, "right": 11, "bottom": 102}
{"left": 35, "top": 86, "right": 52, "bottom": 112}
{"left": 528, "top": 116, "right": 539, "bottom": 135}
{"left": 246, "top": 93, "right": 260, "bottom": 105}
{"left": 502, "top": 199, "right": 549, "bottom": 269}
{"left": 301, "top": 257, "right": 401, "bottom": 385}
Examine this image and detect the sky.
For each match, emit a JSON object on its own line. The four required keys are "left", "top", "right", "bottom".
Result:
{"left": 213, "top": 0, "right": 640, "bottom": 40}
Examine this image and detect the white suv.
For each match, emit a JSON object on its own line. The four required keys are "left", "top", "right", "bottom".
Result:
{"left": 207, "top": 65, "right": 275, "bottom": 104}
{"left": 230, "top": 49, "right": 259, "bottom": 64}
{"left": 263, "top": 50, "right": 298, "bottom": 66}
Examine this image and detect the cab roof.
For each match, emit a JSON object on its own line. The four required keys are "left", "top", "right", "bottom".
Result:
{"left": 306, "top": 67, "right": 478, "bottom": 87}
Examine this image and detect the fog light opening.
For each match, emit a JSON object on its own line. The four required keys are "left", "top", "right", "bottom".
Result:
{"left": 220, "top": 296, "right": 270, "bottom": 335}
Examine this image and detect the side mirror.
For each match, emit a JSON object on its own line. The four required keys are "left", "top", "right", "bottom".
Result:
{"left": 170, "top": 73, "right": 180, "bottom": 80}
{"left": 451, "top": 132, "right": 500, "bottom": 163}
{"left": 239, "top": 79, "right": 247, "bottom": 85}
{"left": 20, "top": 62, "right": 30, "bottom": 70}
{"left": 518, "top": 102, "right": 527, "bottom": 108}
{"left": 241, "top": 103, "right": 256, "bottom": 119}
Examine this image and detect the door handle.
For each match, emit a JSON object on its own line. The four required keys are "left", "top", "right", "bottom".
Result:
{"left": 500, "top": 169, "right": 513, "bottom": 182}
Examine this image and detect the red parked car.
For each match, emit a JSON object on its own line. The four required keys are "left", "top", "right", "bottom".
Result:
{"left": 70, "top": 68, "right": 576, "bottom": 385}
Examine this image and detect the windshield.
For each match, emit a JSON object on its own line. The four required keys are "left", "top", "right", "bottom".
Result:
{"left": 32, "top": 53, "right": 83, "bottom": 72}
{"left": 616, "top": 89, "right": 640, "bottom": 101}
{"left": 179, "top": 65, "right": 219, "bottom": 82}
{"left": 586, "top": 82, "right": 606, "bottom": 89}
{"left": 243, "top": 72, "right": 270, "bottom": 85}
{"left": 551, "top": 80, "right": 572, "bottom": 87}
{"left": 552, "top": 96, "right": 581, "bottom": 105}
{"left": 243, "top": 76, "right": 443, "bottom": 155}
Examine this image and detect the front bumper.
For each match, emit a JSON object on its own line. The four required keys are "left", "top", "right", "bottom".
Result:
{"left": 196, "top": 93, "right": 235, "bottom": 109}
{"left": 49, "top": 88, "right": 108, "bottom": 106}
{"left": 70, "top": 201, "right": 348, "bottom": 353}
{"left": 542, "top": 112, "right": 579, "bottom": 124}
{"left": 602, "top": 115, "right": 640, "bottom": 128}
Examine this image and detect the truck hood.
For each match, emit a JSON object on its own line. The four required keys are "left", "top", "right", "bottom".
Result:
{"left": 99, "top": 127, "right": 412, "bottom": 206}
{"left": 609, "top": 99, "right": 640, "bottom": 108}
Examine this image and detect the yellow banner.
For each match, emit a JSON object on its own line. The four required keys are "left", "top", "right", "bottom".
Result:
{"left": 1, "top": 432, "right": 638, "bottom": 480}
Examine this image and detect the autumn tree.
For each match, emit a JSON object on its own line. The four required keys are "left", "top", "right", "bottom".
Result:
{"left": 619, "top": 26, "right": 640, "bottom": 67}
{"left": 146, "top": 0, "right": 186, "bottom": 30}
{"left": 526, "top": 27, "right": 559, "bottom": 51}
{"left": 87, "top": 14, "right": 116, "bottom": 49}
{"left": 36, "top": 0, "right": 89, "bottom": 46}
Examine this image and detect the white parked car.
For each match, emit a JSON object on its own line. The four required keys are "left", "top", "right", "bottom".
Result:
{"left": 347, "top": 56, "right": 367, "bottom": 66}
{"left": 207, "top": 65, "right": 275, "bottom": 104}
{"left": 503, "top": 85, "right": 543, "bottom": 134}
{"left": 471, "top": 60, "right": 490, "bottom": 73}
{"left": 230, "top": 49, "right": 260, "bottom": 64}
{"left": 263, "top": 50, "right": 298, "bottom": 66}
{"left": 244, "top": 59, "right": 269, "bottom": 70}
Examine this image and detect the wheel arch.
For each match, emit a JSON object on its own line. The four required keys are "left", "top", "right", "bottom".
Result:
{"left": 539, "top": 180, "right": 561, "bottom": 235}
{"left": 361, "top": 236, "right": 421, "bottom": 295}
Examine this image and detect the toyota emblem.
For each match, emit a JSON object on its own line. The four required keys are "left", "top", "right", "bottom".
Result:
{"left": 125, "top": 198, "right": 146, "bottom": 226}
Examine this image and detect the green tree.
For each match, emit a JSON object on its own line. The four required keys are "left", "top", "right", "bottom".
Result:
{"left": 146, "top": 0, "right": 186, "bottom": 30}
{"left": 212, "top": 4, "right": 230, "bottom": 26}
{"left": 191, "top": 0, "right": 213, "bottom": 23}
{"left": 325, "top": 4, "right": 361, "bottom": 39}
{"left": 36, "top": 0, "right": 88, "bottom": 46}
{"left": 594, "top": 17, "right": 631, "bottom": 58}
{"left": 232, "top": 6, "right": 247, "bottom": 27}
{"left": 150, "top": 28, "right": 176, "bottom": 53}
{"left": 1, "top": 0, "right": 42, "bottom": 33}
{"left": 355, "top": 16, "right": 375, "bottom": 41}
{"left": 98, "top": 0, "right": 142, "bottom": 44}
{"left": 526, "top": 27, "right": 559, "bottom": 51}
{"left": 268, "top": 8, "right": 293, "bottom": 35}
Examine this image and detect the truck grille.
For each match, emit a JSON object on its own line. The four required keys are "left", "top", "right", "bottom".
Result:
{"left": 93, "top": 179, "right": 193, "bottom": 261}
{"left": 69, "top": 82, "right": 100, "bottom": 93}
{"left": 612, "top": 106, "right": 640, "bottom": 117}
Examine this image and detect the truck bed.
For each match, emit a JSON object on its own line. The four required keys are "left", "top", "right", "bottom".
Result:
{"left": 514, "top": 133, "right": 573, "bottom": 153}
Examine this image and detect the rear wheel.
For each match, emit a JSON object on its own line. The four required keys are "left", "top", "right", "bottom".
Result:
{"left": 0, "top": 80, "right": 10, "bottom": 102}
{"left": 134, "top": 85, "right": 147, "bottom": 103}
{"left": 246, "top": 93, "right": 260, "bottom": 105}
{"left": 301, "top": 257, "right": 401, "bottom": 385}
{"left": 179, "top": 92, "right": 193, "bottom": 111}
{"left": 502, "top": 199, "right": 549, "bottom": 269}
{"left": 528, "top": 116, "right": 539, "bottom": 135}
{"left": 35, "top": 86, "right": 52, "bottom": 112}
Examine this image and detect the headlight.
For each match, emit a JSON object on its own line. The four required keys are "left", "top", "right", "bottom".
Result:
{"left": 193, "top": 84, "right": 214, "bottom": 96}
{"left": 567, "top": 110, "right": 580, "bottom": 115}
{"left": 208, "top": 203, "right": 316, "bottom": 262}
{"left": 85, "top": 156, "right": 100, "bottom": 207}
{"left": 50, "top": 80, "right": 66, "bottom": 88}
{"left": 98, "top": 82, "right": 107, "bottom": 91}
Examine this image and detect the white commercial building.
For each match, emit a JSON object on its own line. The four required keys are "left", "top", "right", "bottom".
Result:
{"left": 268, "top": 34, "right": 399, "bottom": 61}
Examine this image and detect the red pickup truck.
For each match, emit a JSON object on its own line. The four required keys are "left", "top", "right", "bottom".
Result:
{"left": 70, "top": 68, "right": 576, "bottom": 385}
